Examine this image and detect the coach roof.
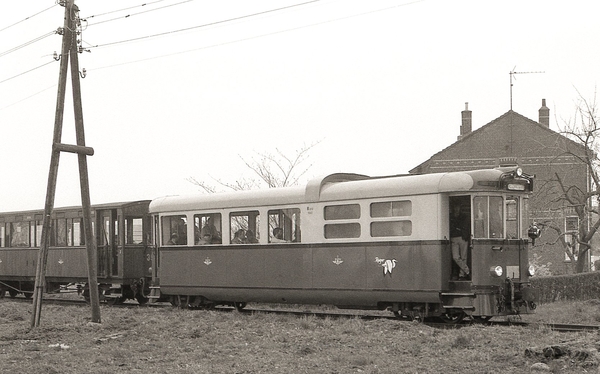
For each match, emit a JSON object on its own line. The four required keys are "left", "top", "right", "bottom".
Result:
{"left": 145, "top": 169, "right": 509, "bottom": 214}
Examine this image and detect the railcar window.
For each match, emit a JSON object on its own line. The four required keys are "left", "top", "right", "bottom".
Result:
{"left": 0, "top": 225, "right": 5, "bottom": 247}
{"left": 370, "top": 201, "right": 412, "bottom": 217}
{"left": 473, "top": 196, "right": 505, "bottom": 239}
{"left": 324, "top": 204, "right": 360, "bottom": 220}
{"left": 371, "top": 221, "right": 412, "bottom": 237}
{"left": 506, "top": 197, "right": 519, "bottom": 239}
{"left": 324, "top": 223, "right": 360, "bottom": 239}
{"left": 66, "top": 218, "right": 84, "bottom": 246}
{"left": 161, "top": 215, "right": 188, "bottom": 245}
{"left": 489, "top": 197, "right": 504, "bottom": 238}
{"left": 521, "top": 198, "right": 530, "bottom": 238}
{"left": 194, "top": 213, "right": 222, "bottom": 245}
{"left": 268, "top": 208, "right": 300, "bottom": 243}
{"left": 10, "top": 222, "right": 29, "bottom": 247}
{"left": 229, "top": 211, "right": 260, "bottom": 244}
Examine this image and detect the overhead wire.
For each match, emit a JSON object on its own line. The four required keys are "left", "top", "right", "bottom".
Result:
{"left": 0, "top": 60, "right": 57, "bottom": 85}
{"left": 0, "top": 30, "right": 58, "bottom": 59}
{"left": 83, "top": 0, "right": 195, "bottom": 27}
{"left": 86, "top": 0, "right": 320, "bottom": 50}
{"left": 92, "top": 0, "right": 423, "bottom": 71}
{"left": 0, "top": 3, "right": 58, "bottom": 34}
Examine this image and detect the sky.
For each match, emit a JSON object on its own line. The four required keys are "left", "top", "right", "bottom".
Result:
{"left": 0, "top": 0, "right": 599, "bottom": 212}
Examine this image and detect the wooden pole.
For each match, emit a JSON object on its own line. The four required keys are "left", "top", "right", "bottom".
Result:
{"left": 31, "top": 0, "right": 100, "bottom": 327}
{"left": 69, "top": 2, "right": 101, "bottom": 323}
{"left": 31, "top": 0, "right": 72, "bottom": 329}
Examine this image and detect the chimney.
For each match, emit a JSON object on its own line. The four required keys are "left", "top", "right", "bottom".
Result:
{"left": 539, "top": 98, "right": 550, "bottom": 127}
{"left": 458, "top": 102, "right": 472, "bottom": 140}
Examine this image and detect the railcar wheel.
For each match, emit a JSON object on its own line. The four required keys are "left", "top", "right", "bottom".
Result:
{"left": 234, "top": 302, "right": 247, "bottom": 311}
{"left": 440, "top": 310, "right": 466, "bottom": 324}
{"left": 8, "top": 289, "right": 18, "bottom": 299}
{"left": 0, "top": 289, "right": 5, "bottom": 299}
{"left": 23, "top": 292, "right": 32, "bottom": 299}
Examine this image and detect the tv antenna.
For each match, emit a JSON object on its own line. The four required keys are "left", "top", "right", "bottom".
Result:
{"left": 509, "top": 67, "right": 544, "bottom": 110}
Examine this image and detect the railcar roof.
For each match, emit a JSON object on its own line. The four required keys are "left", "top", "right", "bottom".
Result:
{"left": 149, "top": 169, "right": 510, "bottom": 213}
{"left": 0, "top": 200, "right": 151, "bottom": 216}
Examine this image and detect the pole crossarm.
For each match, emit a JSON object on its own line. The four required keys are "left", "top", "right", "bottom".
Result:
{"left": 53, "top": 142, "right": 94, "bottom": 156}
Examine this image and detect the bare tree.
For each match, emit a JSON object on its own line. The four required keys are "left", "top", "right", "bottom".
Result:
{"left": 187, "top": 142, "right": 319, "bottom": 192}
{"left": 538, "top": 89, "right": 600, "bottom": 273}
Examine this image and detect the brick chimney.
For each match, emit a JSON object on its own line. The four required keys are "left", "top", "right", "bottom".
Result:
{"left": 458, "top": 102, "right": 472, "bottom": 140}
{"left": 539, "top": 98, "right": 550, "bottom": 127}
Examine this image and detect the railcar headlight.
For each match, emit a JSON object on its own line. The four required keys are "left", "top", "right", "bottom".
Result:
{"left": 490, "top": 266, "right": 503, "bottom": 277}
{"left": 515, "top": 167, "right": 523, "bottom": 177}
{"left": 527, "top": 265, "right": 535, "bottom": 277}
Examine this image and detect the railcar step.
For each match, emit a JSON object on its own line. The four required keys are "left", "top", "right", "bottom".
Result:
{"left": 442, "top": 305, "right": 475, "bottom": 310}
{"left": 440, "top": 292, "right": 475, "bottom": 297}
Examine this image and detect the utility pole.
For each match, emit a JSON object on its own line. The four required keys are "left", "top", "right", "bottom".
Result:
{"left": 31, "top": 0, "right": 100, "bottom": 328}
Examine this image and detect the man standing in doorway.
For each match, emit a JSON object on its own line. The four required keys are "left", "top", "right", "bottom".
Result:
{"left": 450, "top": 203, "right": 471, "bottom": 280}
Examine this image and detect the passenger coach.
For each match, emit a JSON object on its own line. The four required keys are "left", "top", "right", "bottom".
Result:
{"left": 150, "top": 167, "right": 538, "bottom": 322}
{"left": 0, "top": 201, "right": 152, "bottom": 303}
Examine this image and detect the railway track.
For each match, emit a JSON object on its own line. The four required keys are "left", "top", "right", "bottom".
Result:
{"left": 4, "top": 296, "right": 600, "bottom": 332}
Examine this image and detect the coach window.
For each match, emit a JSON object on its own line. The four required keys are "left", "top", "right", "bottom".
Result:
{"left": 10, "top": 221, "right": 29, "bottom": 247}
{"left": 230, "top": 211, "right": 260, "bottom": 244}
{"left": 125, "top": 217, "right": 144, "bottom": 245}
{"left": 66, "top": 218, "right": 84, "bottom": 246}
{"left": 194, "top": 213, "right": 222, "bottom": 245}
{"left": 161, "top": 215, "right": 187, "bottom": 245}
{"left": 268, "top": 208, "right": 300, "bottom": 243}
{"left": 324, "top": 204, "right": 361, "bottom": 239}
{"left": 0, "top": 224, "right": 5, "bottom": 247}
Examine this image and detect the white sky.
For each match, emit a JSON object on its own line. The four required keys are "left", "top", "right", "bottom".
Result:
{"left": 0, "top": 0, "right": 598, "bottom": 212}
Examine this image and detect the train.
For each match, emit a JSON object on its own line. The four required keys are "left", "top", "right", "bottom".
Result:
{"left": 0, "top": 166, "right": 539, "bottom": 322}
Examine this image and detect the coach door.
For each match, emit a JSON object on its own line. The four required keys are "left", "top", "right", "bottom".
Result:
{"left": 97, "top": 209, "right": 118, "bottom": 278}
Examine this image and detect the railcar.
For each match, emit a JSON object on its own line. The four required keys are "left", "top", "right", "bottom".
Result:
{"left": 149, "top": 166, "right": 538, "bottom": 322}
{"left": 0, "top": 201, "right": 152, "bottom": 304}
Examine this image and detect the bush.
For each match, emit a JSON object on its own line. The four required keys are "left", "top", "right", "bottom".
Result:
{"left": 531, "top": 272, "right": 600, "bottom": 303}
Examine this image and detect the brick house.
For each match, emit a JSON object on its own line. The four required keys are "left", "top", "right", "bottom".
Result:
{"left": 410, "top": 100, "right": 593, "bottom": 275}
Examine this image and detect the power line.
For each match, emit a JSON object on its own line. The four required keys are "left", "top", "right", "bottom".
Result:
{"left": 83, "top": 0, "right": 194, "bottom": 27}
{"left": 87, "top": 0, "right": 320, "bottom": 50}
{"left": 83, "top": 0, "right": 170, "bottom": 20}
{"left": 0, "top": 60, "right": 56, "bottom": 85}
{"left": 0, "top": 30, "right": 58, "bottom": 59}
{"left": 91, "top": 0, "right": 423, "bottom": 71}
{"left": 0, "top": 3, "right": 58, "bottom": 34}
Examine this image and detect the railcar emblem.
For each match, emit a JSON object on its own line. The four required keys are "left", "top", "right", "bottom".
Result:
{"left": 333, "top": 256, "right": 343, "bottom": 265}
{"left": 204, "top": 257, "right": 212, "bottom": 266}
{"left": 58, "top": 259, "right": 64, "bottom": 265}
{"left": 375, "top": 257, "right": 397, "bottom": 276}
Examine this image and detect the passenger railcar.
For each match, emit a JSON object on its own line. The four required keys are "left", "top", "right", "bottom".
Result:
{"left": 149, "top": 167, "right": 538, "bottom": 321}
{"left": 0, "top": 201, "right": 152, "bottom": 303}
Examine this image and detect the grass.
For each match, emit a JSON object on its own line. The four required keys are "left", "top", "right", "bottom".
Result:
{"left": 0, "top": 300, "right": 599, "bottom": 373}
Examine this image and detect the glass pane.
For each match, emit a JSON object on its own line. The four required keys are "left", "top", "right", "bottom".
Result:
{"left": 370, "top": 201, "right": 412, "bottom": 217}
{"left": 268, "top": 208, "right": 300, "bottom": 243}
{"left": 489, "top": 196, "right": 504, "bottom": 238}
{"left": 505, "top": 197, "right": 518, "bottom": 239}
{"left": 229, "top": 211, "right": 260, "bottom": 244}
{"left": 0, "top": 225, "right": 5, "bottom": 247}
{"left": 473, "top": 197, "right": 488, "bottom": 238}
{"left": 126, "top": 217, "right": 144, "bottom": 244}
{"left": 371, "top": 221, "right": 412, "bottom": 237}
{"left": 324, "top": 204, "right": 360, "bottom": 220}
{"left": 324, "top": 223, "right": 360, "bottom": 238}
{"left": 162, "top": 215, "right": 188, "bottom": 245}
{"left": 73, "top": 219, "right": 82, "bottom": 246}
{"left": 10, "top": 222, "right": 29, "bottom": 247}
{"left": 194, "top": 214, "right": 222, "bottom": 245}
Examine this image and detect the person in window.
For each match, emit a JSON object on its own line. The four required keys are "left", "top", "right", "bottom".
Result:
{"left": 245, "top": 229, "right": 258, "bottom": 244}
{"left": 271, "top": 227, "right": 286, "bottom": 243}
{"left": 450, "top": 203, "right": 471, "bottom": 280}
{"left": 231, "top": 229, "right": 246, "bottom": 244}
{"left": 167, "top": 233, "right": 179, "bottom": 245}
{"left": 197, "top": 218, "right": 221, "bottom": 245}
